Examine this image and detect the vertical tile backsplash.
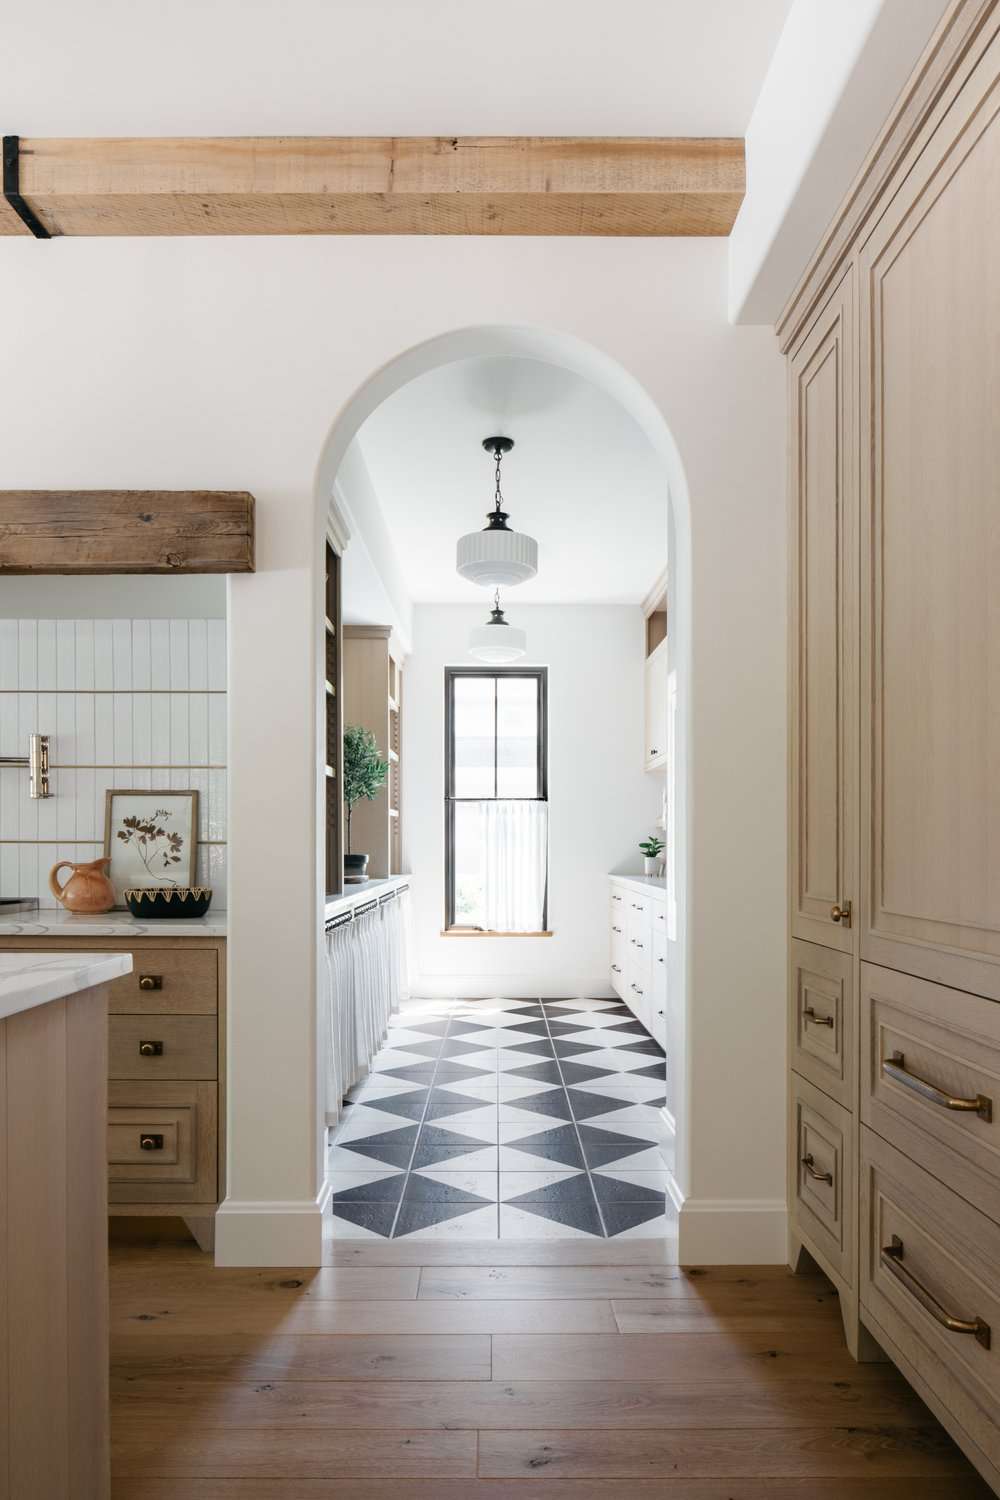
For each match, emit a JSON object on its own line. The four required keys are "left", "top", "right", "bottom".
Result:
{"left": 0, "top": 620, "right": 227, "bottom": 906}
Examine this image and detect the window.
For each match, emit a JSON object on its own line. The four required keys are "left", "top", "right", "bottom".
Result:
{"left": 445, "top": 667, "right": 548, "bottom": 932}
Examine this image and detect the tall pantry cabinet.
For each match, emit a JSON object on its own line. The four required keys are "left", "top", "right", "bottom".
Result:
{"left": 783, "top": 3, "right": 1000, "bottom": 1489}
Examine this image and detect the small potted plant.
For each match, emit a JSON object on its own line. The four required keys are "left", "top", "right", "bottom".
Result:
{"left": 343, "top": 724, "right": 389, "bottom": 883}
{"left": 639, "top": 833, "right": 665, "bottom": 878}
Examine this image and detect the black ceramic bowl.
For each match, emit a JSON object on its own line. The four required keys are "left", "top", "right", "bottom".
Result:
{"left": 124, "top": 887, "right": 213, "bottom": 920}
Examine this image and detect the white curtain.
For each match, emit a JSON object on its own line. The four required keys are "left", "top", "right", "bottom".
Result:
{"left": 480, "top": 800, "right": 548, "bottom": 932}
{"left": 323, "top": 889, "right": 410, "bottom": 1126}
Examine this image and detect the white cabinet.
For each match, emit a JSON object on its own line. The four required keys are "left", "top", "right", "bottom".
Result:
{"left": 644, "top": 637, "right": 668, "bottom": 771}
{"left": 609, "top": 877, "right": 666, "bottom": 1045}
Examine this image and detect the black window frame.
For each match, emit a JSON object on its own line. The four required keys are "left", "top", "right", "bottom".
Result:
{"left": 444, "top": 665, "right": 549, "bottom": 932}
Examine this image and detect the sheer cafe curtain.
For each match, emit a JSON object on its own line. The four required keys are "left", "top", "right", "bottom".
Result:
{"left": 480, "top": 799, "right": 548, "bottom": 932}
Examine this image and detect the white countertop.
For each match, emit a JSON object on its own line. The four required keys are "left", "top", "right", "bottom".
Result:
{"left": 325, "top": 875, "right": 411, "bottom": 922}
{"left": 0, "top": 908, "right": 228, "bottom": 939}
{"left": 0, "top": 951, "right": 133, "bottom": 1022}
{"left": 609, "top": 873, "right": 667, "bottom": 898}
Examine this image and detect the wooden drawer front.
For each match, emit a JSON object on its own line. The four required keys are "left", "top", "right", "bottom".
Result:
{"left": 790, "top": 940, "right": 854, "bottom": 1110}
{"left": 107, "top": 947, "right": 217, "bottom": 1015}
{"left": 109, "top": 1014, "right": 217, "bottom": 1080}
{"left": 108, "top": 1081, "right": 217, "bottom": 1203}
{"left": 861, "top": 1129, "right": 1000, "bottom": 1467}
{"left": 790, "top": 1073, "right": 854, "bottom": 1286}
{"left": 861, "top": 962, "right": 1000, "bottom": 1223}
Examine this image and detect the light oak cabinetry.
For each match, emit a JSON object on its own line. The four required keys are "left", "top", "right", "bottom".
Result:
{"left": 782, "top": 4, "right": 1000, "bottom": 1489}
{"left": 0, "top": 933, "right": 226, "bottom": 1249}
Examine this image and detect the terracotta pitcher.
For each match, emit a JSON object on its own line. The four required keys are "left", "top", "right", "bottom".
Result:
{"left": 49, "top": 855, "right": 116, "bottom": 913}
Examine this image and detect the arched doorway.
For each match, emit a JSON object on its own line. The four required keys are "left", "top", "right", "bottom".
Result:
{"left": 313, "top": 324, "right": 693, "bottom": 1224}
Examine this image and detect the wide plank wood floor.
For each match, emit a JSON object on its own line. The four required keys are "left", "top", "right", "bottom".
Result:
{"left": 109, "top": 1237, "right": 992, "bottom": 1498}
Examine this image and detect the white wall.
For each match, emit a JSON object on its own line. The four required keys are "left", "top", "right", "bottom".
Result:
{"left": 403, "top": 603, "right": 662, "bottom": 998}
{"left": 729, "top": 0, "right": 947, "bottom": 323}
{"left": 0, "top": 232, "right": 786, "bottom": 1264}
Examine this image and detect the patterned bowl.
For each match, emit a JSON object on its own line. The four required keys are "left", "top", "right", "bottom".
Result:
{"left": 124, "top": 887, "right": 213, "bottom": 919}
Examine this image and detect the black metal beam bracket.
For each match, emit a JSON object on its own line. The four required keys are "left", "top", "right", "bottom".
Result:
{"left": 3, "top": 136, "right": 51, "bottom": 238}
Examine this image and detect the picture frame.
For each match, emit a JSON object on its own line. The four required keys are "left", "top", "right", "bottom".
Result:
{"left": 103, "top": 789, "right": 199, "bottom": 904}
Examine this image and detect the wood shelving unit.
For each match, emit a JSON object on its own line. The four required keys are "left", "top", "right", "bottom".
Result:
{"left": 344, "top": 625, "right": 404, "bottom": 879}
{"left": 324, "top": 543, "right": 344, "bottom": 897}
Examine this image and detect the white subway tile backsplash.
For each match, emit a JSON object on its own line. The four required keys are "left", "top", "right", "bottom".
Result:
{"left": 74, "top": 620, "right": 95, "bottom": 690}
{"left": 38, "top": 620, "right": 57, "bottom": 690}
{"left": 1, "top": 617, "right": 227, "bottom": 905}
{"left": 169, "top": 620, "right": 189, "bottom": 691}
{"left": 94, "top": 620, "right": 114, "bottom": 689}
{"left": 132, "top": 620, "right": 151, "bottom": 691}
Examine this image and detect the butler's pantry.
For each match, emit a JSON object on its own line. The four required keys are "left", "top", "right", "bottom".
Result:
{"left": 321, "top": 352, "right": 674, "bottom": 1240}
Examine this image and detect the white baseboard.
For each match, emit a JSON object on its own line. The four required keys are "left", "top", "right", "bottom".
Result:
{"left": 677, "top": 1195, "right": 787, "bottom": 1265}
{"left": 659, "top": 1103, "right": 676, "bottom": 1135}
{"left": 215, "top": 1183, "right": 331, "bottom": 1267}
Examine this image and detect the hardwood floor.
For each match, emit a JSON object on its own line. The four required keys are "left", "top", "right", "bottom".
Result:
{"left": 109, "top": 1235, "right": 991, "bottom": 1497}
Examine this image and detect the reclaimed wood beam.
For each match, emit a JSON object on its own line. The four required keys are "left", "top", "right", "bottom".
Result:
{"left": 0, "top": 136, "right": 745, "bottom": 237}
{"left": 0, "top": 492, "right": 255, "bottom": 573}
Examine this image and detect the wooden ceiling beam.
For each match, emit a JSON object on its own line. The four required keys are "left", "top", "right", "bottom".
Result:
{"left": 0, "top": 136, "right": 745, "bottom": 238}
{"left": 0, "top": 492, "right": 255, "bottom": 573}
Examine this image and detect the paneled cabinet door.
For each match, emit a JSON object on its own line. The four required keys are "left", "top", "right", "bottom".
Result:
{"left": 789, "top": 267, "right": 857, "bottom": 953}
{"left": 859, "top": 36, "right": 1000, "bottom": 1000}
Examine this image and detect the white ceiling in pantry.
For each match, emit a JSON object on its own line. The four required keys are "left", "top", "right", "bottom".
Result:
{"left": 352, "top": 356, "right": 668, "bottom": 605}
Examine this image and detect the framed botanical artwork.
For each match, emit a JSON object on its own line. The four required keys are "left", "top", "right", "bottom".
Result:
{"left": 104, "top": 789, "right": 199, "bottom": 903}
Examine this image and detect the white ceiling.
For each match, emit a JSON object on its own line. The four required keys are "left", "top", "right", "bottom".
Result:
{"left": 351, "top": 356, "right": 668, "bottom": 605}
{"left": 2, "top": 0, "right": 794, "bottom": 135}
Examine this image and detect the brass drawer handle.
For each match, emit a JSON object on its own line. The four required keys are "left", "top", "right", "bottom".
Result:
{"left": 883, "top": 1051, "right": 992, "bottom": 1122}
{"left": 881, "top": 1235, "right": 991, "bottom": 1349}
{"left": 139, "top": 1134, "right": 164, "bottom": 1151}
{"left": 138, "top": 1040, "right": 163, "bottom": 1057}
{"left": 803, "top": 1005, "right": 834, "bottom": 1028}
{"left": 138, "top": 974, "right": 162, "bottom": 991}
{"left": 800, "top": 1152, "right": 833, "bottom": 1185}
{"left": 830, "top": 901, "right": 852, "bottom": 927}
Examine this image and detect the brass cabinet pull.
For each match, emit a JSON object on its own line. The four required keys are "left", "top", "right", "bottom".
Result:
{"left": 883, "top": 1051, "right": 992, "bottom": 1122}
{"left": 803, "top": 1005, "right": 834, "bottom": 1028}
{"left": 139, "top": 1134, "right": 164, "bottom": 1151}
{"left": 830, "top": 901, "right": 852, "bottom": 927}
{"left": 800, "top": 1152, "right": 833, "bottom": 1185}
{"left": 138, "top": 1040, "right": 163, "bottom": 1057}
{"left": 881, "top": 1235, "right": 991, "bottom": 1348}
{"left": 138, "top": 974, "right": 162, "bottom": 991}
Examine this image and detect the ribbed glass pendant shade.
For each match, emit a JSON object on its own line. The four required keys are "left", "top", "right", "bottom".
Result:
{"left": 456, "top": 524, "right": 538, "bottom": 587}
{"left": 468, "top": 595, "right": 527, "bottom": 664}
{"left": 457, "top": 435, "right": 538, "bottom": 588}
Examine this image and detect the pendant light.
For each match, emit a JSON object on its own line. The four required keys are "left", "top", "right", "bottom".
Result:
{"left": 468, "top": 590, "right": 527, "bottom": 664}
{"left": 456, "top": 436, "right": 538, "bottom": 587}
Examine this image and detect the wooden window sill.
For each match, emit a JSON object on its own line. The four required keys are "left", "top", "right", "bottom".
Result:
{"left": 440, "top": 929, "right": 554, "bottom": 938}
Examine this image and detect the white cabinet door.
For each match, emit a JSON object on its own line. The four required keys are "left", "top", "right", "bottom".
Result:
{"left": 644, "top": 639, "right": 668, "bottom": 771}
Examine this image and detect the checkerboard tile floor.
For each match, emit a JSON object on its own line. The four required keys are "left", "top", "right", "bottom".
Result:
{"left": 328, "top": 996, "right": 675, "bottom": 1240}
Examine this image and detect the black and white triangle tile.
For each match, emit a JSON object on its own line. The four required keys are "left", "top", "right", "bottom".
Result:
{"left": 327, "top": 995, "right": 674, "bottom": 1239}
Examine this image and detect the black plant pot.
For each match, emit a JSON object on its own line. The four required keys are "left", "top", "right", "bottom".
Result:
{"left": 344, "top": 853, "right": 370, "bottom": 884}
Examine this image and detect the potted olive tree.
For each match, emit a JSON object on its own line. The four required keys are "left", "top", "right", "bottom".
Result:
{"left": 343, "top": 724, "right": 389, "bottom": 884}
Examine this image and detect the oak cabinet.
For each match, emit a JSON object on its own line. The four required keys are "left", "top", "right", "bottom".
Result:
{"left": 783, "top": 8, "right": 1000, "bottom": 1477}
{"left": 789, "top": 267, "right": 857, "bottom": 955}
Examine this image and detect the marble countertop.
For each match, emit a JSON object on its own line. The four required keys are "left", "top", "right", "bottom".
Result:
{"left": 325, "top": 875, "right": 411, "bottom": 922}
{"left": 0, "top": 950, "right": 133, "bottom": 1022}
{"left": 0, "top": 908, "right": 228, "bottom": 939}
{"left": 609, "top": 873, "right": 667, "bottom": 898}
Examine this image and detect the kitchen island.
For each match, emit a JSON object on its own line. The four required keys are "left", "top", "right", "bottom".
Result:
{"left": 0, "top": 949, "right": 132, "bottom": 1500}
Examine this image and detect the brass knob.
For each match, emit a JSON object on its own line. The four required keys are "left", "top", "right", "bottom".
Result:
{"left": 138, "top": 974, "right": 162, "bottom": 991}
{"left": 139, "top": 1134, "right": 164, "bottom": 1151}
{"left": 139, "top": 1040, "right": 163, "bottom": 1057}
{"left": 830, "top": 901, "right": 852, "bottom": 928}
